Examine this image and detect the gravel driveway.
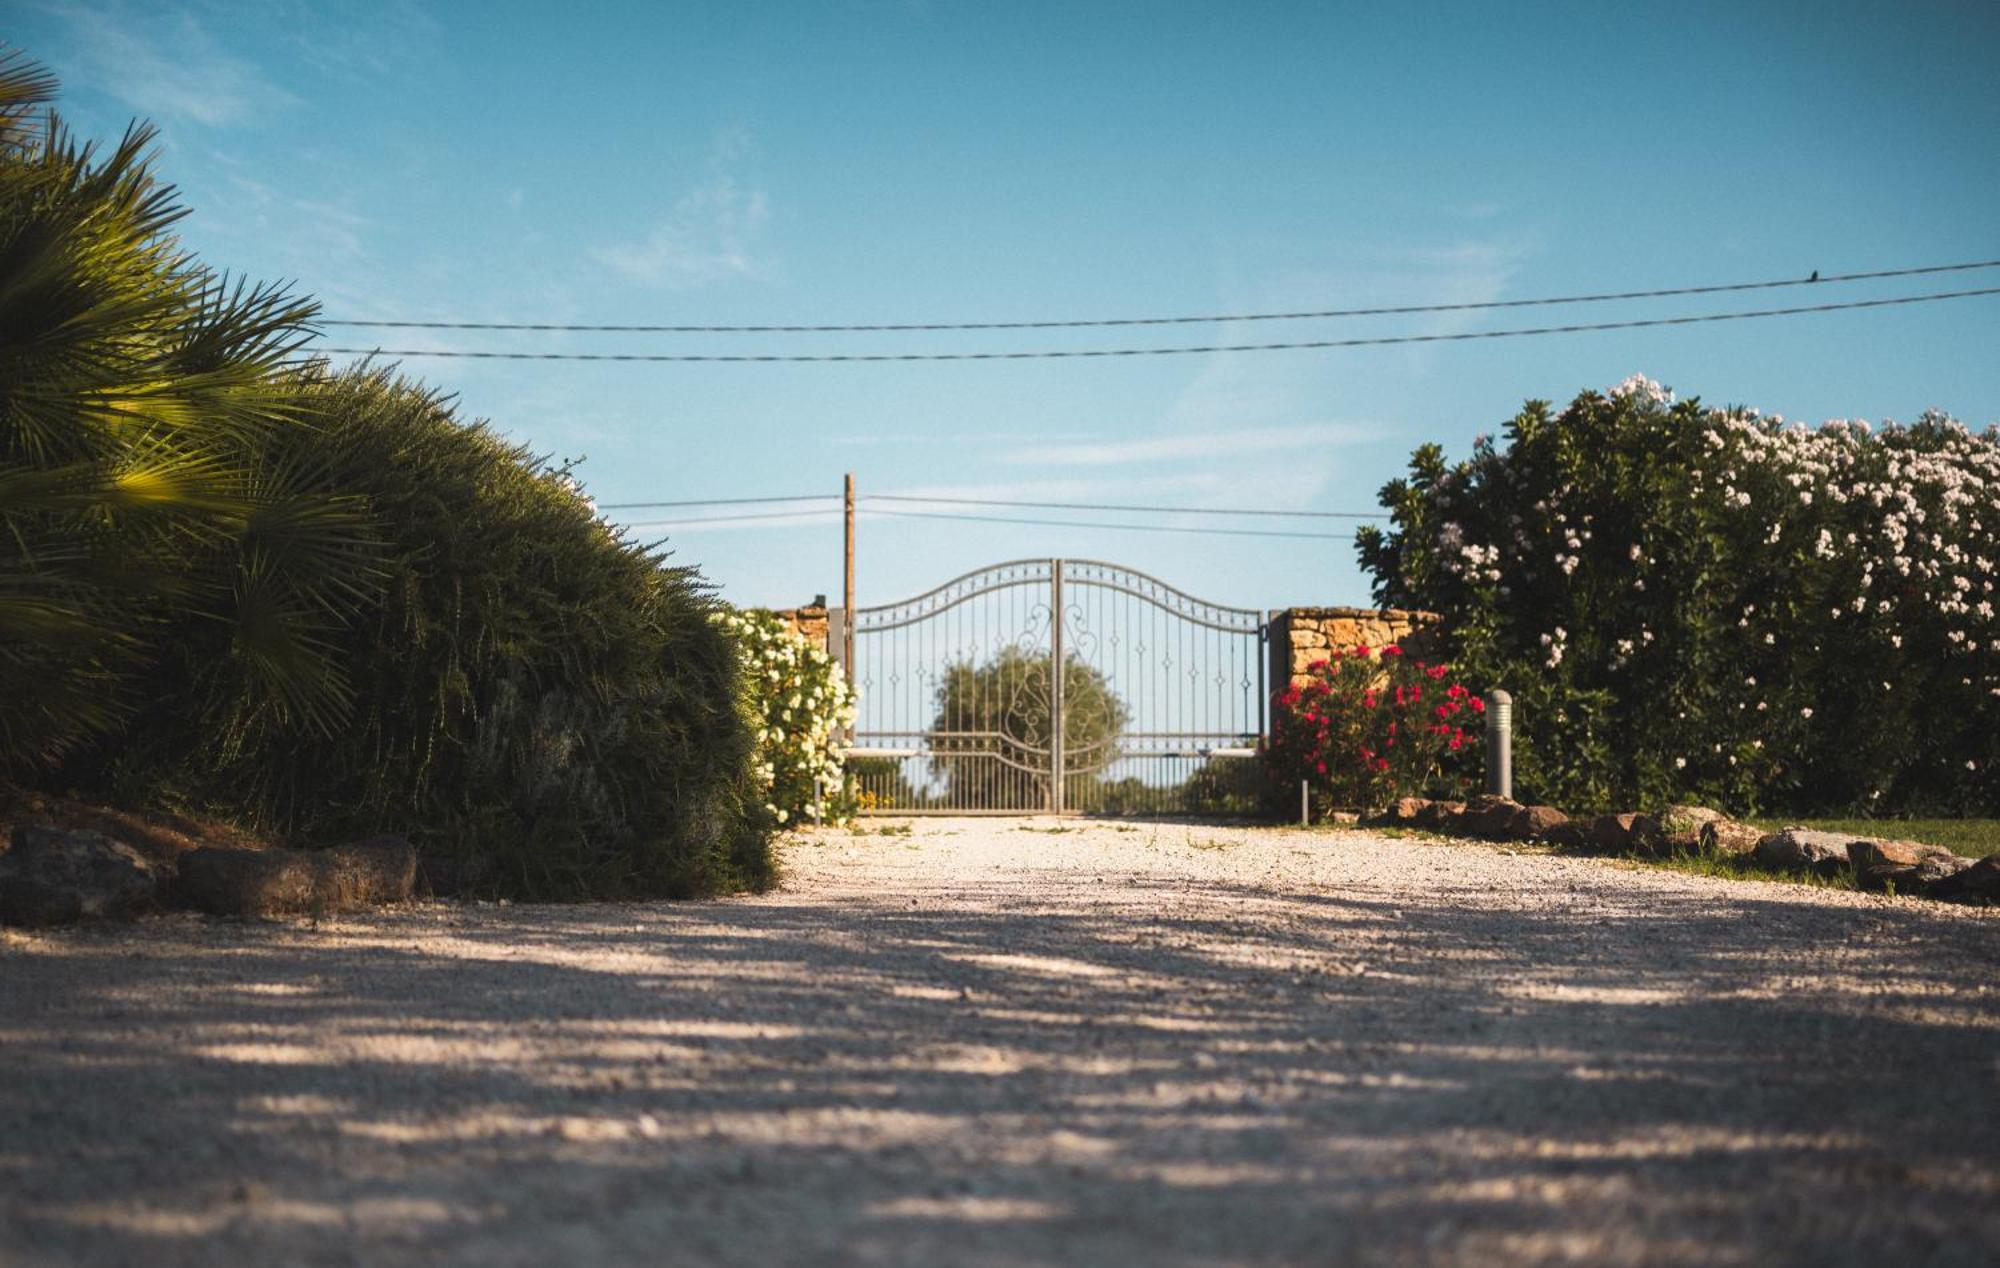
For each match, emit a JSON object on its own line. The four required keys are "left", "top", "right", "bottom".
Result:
{"left": 3, "top": 819, "right": 1997, "bottom": 1266}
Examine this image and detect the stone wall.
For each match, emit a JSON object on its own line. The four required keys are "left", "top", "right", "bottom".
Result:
{"left": 768, "top": 597, "right": 1429, "bottom": 695}
{"left": 768, "top": 600, "right": 830, "bottom": 652}
{"left": 1269, "top": 607, "right": 1442, "bottom": 689}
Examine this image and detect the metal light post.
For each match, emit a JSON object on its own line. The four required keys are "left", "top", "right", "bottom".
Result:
{"left": 1485, "top": 689, "right": 1513, "bottom": 801}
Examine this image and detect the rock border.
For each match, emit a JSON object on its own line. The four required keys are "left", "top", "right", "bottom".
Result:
{"left": 1361, "top": 797, "right": 1997, "bottom": 906}
{"left": 0, "top": 824, "right": 418, "bottom": 928}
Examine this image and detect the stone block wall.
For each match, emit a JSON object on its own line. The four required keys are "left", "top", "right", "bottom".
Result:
{"left": 1269, "top": 607, "right": 1442, "bottom": 690}
{"left": 768, "top": 601, "right": 830, "bottom": 652}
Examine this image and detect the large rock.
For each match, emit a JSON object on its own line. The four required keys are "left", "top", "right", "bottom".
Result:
{"left": 1540, "top": 818, "right": 1592, "bottom": 850}
{"left": 1412, "top": 800, "right": 1466, "bottom": 833}
{"left": 1911, "top": 852, "right": 1974, "bottom": 889}
{"left": 1512, "top": 804, "right": 1570, "bottom": 841}
{"left": 1697, "top": 818, "right": 1766, "bottom": 856}
{"left": 1364, "top": 797, "right": 1431, "bottom": 828}
{"left": 177, "top": 836, "right": 416, "bottom": 918}
{"left": 1459, "top": 796, "right": 1525, "bottom": 840}
{"left": 0, "top": 826, "right": 164, "bottom": 927}
{"left": 1928, "top": 856, "right": 2000, "bottom": 906}
{"left": 1656, "top": 805, "right": 1727, "bottom": 853}
{"left": 1847, "top": 838, "right": 1951, "bottom": 870}
{"left": 1753, "top": 827, "right": 1853, "bottom": 873}
{"left": 1589, "top": 812, "right": 1665, "bottom": 855}
{"left": 1856, "top": 863, "right": 1920, "bottom": 893}
{"left": 1588, "top": 813, "right": 1640, "bottom": 851}
{"left": 1860, "top": 850, "right": 1978, "bottom": 895}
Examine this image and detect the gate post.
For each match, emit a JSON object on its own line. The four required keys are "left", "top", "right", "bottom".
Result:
{"left": 1049, "top": 558, "right": 1064, "bottom": 814}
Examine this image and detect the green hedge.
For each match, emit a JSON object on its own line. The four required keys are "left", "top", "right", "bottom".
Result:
{"left": 1358, "top": 376, "right": 1999, "bottom": 815}
{"left": 87, "top": 368, "right": 773, "bottom": 898}
{"left": 2, "top": 50, "right": 772, "bottom": 897}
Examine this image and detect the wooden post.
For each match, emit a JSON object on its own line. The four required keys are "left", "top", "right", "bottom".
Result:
{"left": 842, "top": 472, "right": 855, "bottom": 683}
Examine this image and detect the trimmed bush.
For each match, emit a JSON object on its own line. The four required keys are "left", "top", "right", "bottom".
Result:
{"left": 1357, "top": 376, "right": 2000, "bottom": 814}
{"left": 76, "top": 366, "right": 774, "bottom": 899}
{"left": 3, "top": 51, "right": 770, "bottom": 898}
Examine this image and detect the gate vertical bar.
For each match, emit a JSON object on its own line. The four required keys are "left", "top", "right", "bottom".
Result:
{"left": 1257, "top": 617, "right": 1269, "bottom": 741}
{"left": 1049, "top": 559, "right": 1064, "bottom": 814}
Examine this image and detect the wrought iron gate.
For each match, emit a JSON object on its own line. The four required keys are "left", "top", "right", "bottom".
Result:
{"left": 845, "top": 559, "right": 1266, "bottom": 814}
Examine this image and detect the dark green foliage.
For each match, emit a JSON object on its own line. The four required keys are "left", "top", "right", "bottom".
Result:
{"left": 1357, "top": 380, "right": 2000, "bottom": 815}
{"left": 82, "top": 368, "right": 772, "bottom": 898}
{"left": 5, "top": 50, "right": 771, "bottom": 898}
{"left": 929, "top": 647, "right": 1128, "bottom": 807}
{"left": 1072, "top": 759, "right": 1268, "bottom": 816}
{"left": 0, "top": 48, "right": 375, "bottom": 773}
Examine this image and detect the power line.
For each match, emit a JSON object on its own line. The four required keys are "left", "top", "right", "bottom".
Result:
{"left": 618, "top": 506, "right": 842, "bottom": 528}
{"left": 315, "top": 285, "right": 2000, "bottom": 363}
{"left": 318, "top": 258, "right": 2000, "bottom": 333}
{"left": 865, "top": 508, "right": 1355, "bottom": 541}
{"left": 867, "top": 493, "right": 1375, "bottom": 519}
{"left": 597, "top": 492, "right": 1377, "bottom": 523}
{"left": 598, "top": 493, "right": 836, "bottom": 510}
{"left": 607, "top": 505, "right": 1358, "bottom": 539}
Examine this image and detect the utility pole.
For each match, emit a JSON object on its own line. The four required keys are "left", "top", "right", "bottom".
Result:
{"left": 842, "top": 472, "right": 856, "bottom": 683}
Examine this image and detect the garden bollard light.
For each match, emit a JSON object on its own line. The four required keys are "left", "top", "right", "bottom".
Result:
{"left": 1301, "top": 779, "right": 1310, "bottom": 827}
{"left": 1486, "top": 689, "right": 1513, "bottom": 801}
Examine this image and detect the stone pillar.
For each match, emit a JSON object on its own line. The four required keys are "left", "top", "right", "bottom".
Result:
{"left": 1271, "top": 607, "right": 1442, "bottom": 691}
{"left": 767, "top": 598, "right": 831, "bottom": 654}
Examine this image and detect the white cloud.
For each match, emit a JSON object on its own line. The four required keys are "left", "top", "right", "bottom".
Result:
{"left": 274, "top": 0, "right": 442, "bottom": 81}
{"left": 40, "top": 1, "right": 297, "bottom": 127}
{"left": 590, "top": 130, "right": 773, "bottom": 288}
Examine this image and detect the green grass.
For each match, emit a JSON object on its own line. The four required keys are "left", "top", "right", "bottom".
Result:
{"left": 1630, "top": 850, "right": 1858, "bottom": 892}
{"left": 1747, "top": 819, "right": 2000, "bottom": 860}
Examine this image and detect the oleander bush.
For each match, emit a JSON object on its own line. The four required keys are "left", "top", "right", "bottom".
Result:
{"left": 715, "top": 608, "right": 856, "bottom": 825}
{"left": 1357, "top": 375, "right": 2000, "bottom": 814}
{"left": 1261, "top": 645, "right": 1484, "bottom": 810}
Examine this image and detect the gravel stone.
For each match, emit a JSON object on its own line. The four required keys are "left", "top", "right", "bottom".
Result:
{"left": 2, "top": 818, "right": 1995, "bottom": 1266}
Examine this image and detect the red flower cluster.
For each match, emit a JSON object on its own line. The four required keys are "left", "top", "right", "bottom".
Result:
{"left": 1263, "top": 644, "right": 1484, "bottom": 811}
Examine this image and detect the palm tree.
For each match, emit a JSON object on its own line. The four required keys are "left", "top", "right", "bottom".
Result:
{"left": 0, "top": 47, "right": 379, "bottom": 774}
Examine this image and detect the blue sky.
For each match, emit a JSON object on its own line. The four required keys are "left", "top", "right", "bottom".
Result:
{"left": 14, "top": 0, "right": 2000, "bottom": 612}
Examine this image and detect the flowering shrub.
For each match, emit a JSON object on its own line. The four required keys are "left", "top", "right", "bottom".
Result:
{"left": 1262, "top": 645, "right": 1484, "bottom": 810}
{"left": 712, "top": 609, "right": 857, "bottom": 825}
{"left": 1357, "top": 375, "right": 2000, "bottom": 814}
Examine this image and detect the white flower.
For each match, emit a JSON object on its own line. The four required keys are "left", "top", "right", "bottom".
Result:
{"left": 1800, "top": 707, "right": 1813, "bottom": 719}
{"left": 1674, "top": 757, "right": 1687, "bottom": 770}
